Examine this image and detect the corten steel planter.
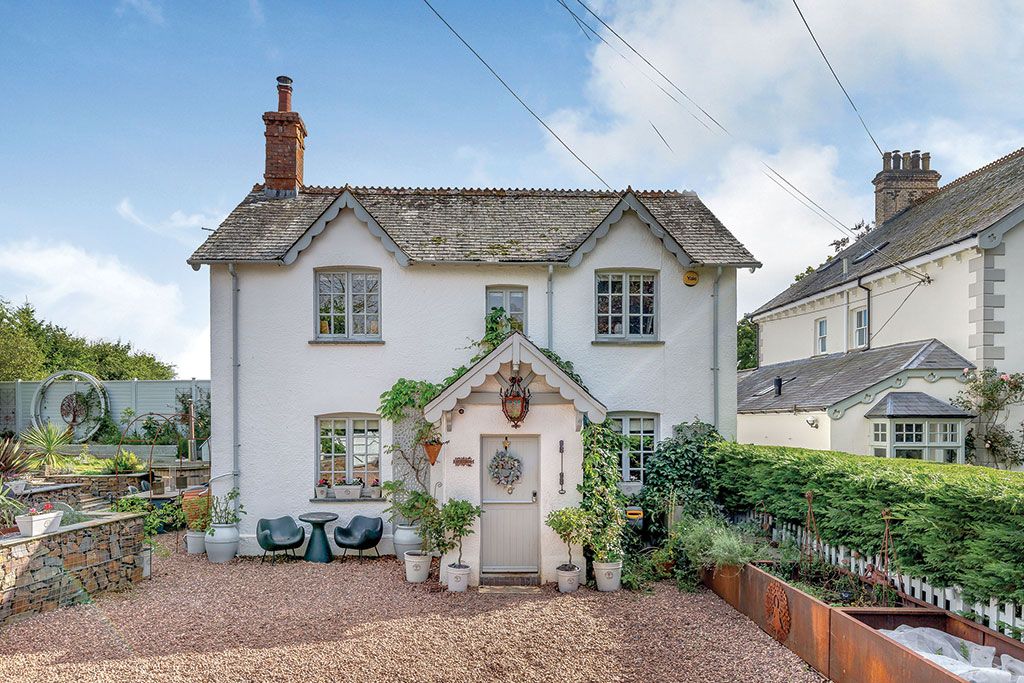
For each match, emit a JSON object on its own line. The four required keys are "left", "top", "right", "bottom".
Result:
{"left": 701, "top": 565, "right": 742, "bottom": 610}
{"left": 831, "top": 607, "right": 1024, "bottom": 683}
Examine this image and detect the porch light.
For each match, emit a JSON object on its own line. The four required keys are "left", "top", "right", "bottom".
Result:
{"left": 500, "top": 376, "right": 531, "bottom": 428}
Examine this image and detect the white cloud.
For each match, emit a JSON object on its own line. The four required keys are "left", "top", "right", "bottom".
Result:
{"left": 115, "top": 0, "right": 164, "bottom": 24}
{"left": 0, "top": 241, "right": 208, "bottom": 379}
{"left": 117, "top": 198, "right": 223, "bottom": 246}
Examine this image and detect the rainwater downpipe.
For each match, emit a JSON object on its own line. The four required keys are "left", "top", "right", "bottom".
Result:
{"left": 711, "top": 266, "right": 723, "bottom": 430}
{"left": 229, "top": 263, "right": 241, "bottom": 510}
{"left": 857, "top": 276, "right": 872, "bottom": 351}
{"left": 546, "top": 265, "right": 554, "bottom": 348}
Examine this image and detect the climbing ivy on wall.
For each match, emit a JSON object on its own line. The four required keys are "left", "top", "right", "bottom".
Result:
{"left": 579, "top": 420, "right": 627, "bottom": 561}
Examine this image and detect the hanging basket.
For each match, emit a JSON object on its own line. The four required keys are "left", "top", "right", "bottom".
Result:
{"left": 423, "top": 442, "right": 444, "bottom": 465}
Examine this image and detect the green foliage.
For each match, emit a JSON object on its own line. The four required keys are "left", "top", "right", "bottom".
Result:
{"left": 0, "top": 438, "right": 32, "bottom": 478}
{"left": 423, "top": 498, "right": 483, "bottom": 567}
{"left": 0, "top": 299, "right": 174, "bottom": 380}
{"left": 21, "top": 422, "right": 74, "bottom": 473}
{"left": 378, "top": 379, "right": 443, "bottom": 423}
{"left": 953, "top": 367, "right": 1024, "bottom": 468}
{"left": 620, "top": 550, "right": 669, "bottom": 592}
{"left": 736, "top": 315, "right": 758, "bottom": 370}
{"left": 381, "top": 480, "right": 438, "bottom": 525}
{"left": 100, "top": 449, "right": 144, "bottom": 474}
{"left": 666, "top": 515, "right": 764, "bottom": 588}
{"left": 712, "top": 442, "right": 1024, "bottom": 604}
{"left": 545, "top": 506, "right": 593, "bottom": 569}
{"left": 112, "top": 496, "right": 163, "bottom": 539}
{"left": 0, "top": 486, "right": 26, "bottom": 526}
{"left": 580, "top": 420, "right": 627, "bottom": 562}
{"left": 640, "top": 420, "right": 722, "bottom": 541}
{"left": 208, "top": 488, "right": 245, "bottom": 529}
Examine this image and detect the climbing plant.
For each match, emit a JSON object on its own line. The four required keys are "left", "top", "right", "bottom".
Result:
{"left": 580, "top": 420, "right": 627, "bottom": 562}
{"left": 952, "top": 367, "right": 1024, "bottom": 469}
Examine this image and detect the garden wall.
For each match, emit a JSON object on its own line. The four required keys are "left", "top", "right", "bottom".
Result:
{"left": 47, "top": 473, "right": 149, "bottom": 498}
{"left": 0, "top": 512, "right": 146, "bottom": 625}
{"left": 14, "top": 483, "right": 88, "bottom": 509}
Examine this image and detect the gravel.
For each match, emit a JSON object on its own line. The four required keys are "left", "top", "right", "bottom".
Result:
{"left": 0, "top": 536, "right": 823, "bottom": 683}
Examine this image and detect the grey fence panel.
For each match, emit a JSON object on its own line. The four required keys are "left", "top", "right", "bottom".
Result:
{"left": 0, "top": 384, "right": 15, "bottom": 434}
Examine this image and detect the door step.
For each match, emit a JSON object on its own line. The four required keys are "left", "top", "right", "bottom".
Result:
{"left": 479, "top": 572, "right": 540, "bottom": 586}
{"left": 478, "top": 585, "right": 542, "bottom": 595}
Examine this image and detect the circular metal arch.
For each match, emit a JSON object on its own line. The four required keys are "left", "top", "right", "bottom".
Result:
{"left": 30, "top": 370, "right": 109, "bottom": 443}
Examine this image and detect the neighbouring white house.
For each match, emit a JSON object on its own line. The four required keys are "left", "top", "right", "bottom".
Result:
{"left": 740, "top": 147, "right": 1024, "bottom": 466}
{"left": 188, "top": 77, "right": 758, "bottom": 586}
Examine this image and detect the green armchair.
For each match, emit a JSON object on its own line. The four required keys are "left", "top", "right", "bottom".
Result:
{"left": 257, "top": 516, "right": 305, "bottom": 563}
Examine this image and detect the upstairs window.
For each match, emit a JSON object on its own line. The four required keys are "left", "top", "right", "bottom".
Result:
{"left": 486, "top": 286, "right": 527, "bottom": 332}
{"left": 316, "top": 270, "right": 381, "bottom": 339}
{"left": 815, "top": 318, "right": 828, "bottom": 354}
{"left": 596, "top": 272, "right": 657, "bottom": 340}
{"left": 854, "top": 308, "right": 869, "bottom": 348}
{"left": 609, "top": 413, "right": 657, "bottom": 483}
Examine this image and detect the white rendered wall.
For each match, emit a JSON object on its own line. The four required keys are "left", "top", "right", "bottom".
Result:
{"left": 206, "top": 205, "right": 740, "bottom": 552}
{"left": 736, "top": 411, "right": 830, "bottom": 450}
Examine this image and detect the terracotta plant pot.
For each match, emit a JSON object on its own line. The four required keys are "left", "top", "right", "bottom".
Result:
{"left": 423, "top": 442, "right": 443, "bottom": 465}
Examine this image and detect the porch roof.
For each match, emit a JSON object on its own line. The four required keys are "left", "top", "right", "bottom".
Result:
{"left": 422, "top": 332, "right": 607, "bottom": 423}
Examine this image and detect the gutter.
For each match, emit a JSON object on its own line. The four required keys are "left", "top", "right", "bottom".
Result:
{"left": 546, "top": 265, "right": 554, "bottom": 348}
{"left": 228, "top": 263, "right": 241, "bottom": 509}
{"left": 857, "top": 276, "right": 871, "bottom": 351}
{"left": 712, "top": 266, "right": 723, "bottom": 430}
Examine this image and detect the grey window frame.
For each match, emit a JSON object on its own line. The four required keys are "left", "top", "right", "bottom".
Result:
{"left": 314, "top": 268, "right": 383, "bottom": 340}
{"left": 485, "top": 286, "right": 528, "bottom": 333}
{"left": 595, "top": 270, "right": 658, "bottom": 341}
{"left": 608, "top": 412, "right": 658, "bottom": 484}
{"left": 815, "top": 317, "right": 828, "bottom": 354}
{"left": 853, "top": 308, "right": 869, "bottom": 348}
{"left": 316, "top": 414, "right": 381, "bottom": 487}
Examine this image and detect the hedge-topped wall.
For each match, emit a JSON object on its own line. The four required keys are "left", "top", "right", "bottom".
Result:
{"left": 712, "top": 442, "right": 1024, "bottom": 604}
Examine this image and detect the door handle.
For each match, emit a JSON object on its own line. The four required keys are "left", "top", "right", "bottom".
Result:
{"left": 531, "top": 491, "right": 537, "bottom": 503}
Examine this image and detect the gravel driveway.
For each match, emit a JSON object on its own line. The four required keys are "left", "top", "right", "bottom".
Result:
{"left": 0, "top": 537, "right": 823, "bottom": 683}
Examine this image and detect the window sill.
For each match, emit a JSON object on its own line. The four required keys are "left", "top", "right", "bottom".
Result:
{"left": 308, "top": 339, "right": 385, "bottom": 346}
{"left": 591, "top": 339, "right": 665, "bottom": 346}
{"left": 308, "top": 498, "right": 388, "bottom": 504}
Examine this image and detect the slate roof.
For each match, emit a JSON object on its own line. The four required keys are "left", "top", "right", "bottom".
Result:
{"left": 863, "top": 392, "right": 974, "bottom": 419}
{"left": 753, "top": 147, "right": 1024, "bottom": 316}
{"left": 188, "top": 186, "right": 759, "bottom": 267}
{"left": 737, "top": 339, "right": 972, "bottom": 413}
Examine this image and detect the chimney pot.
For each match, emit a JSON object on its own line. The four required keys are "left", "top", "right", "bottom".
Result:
{"left": 882, "top": 151, "right": 892, "bottom": 171}
{"left": 902, "top": 151, "right": 912, "bottom": 170}
{"left": 276, "top": 75, "right": 293, "bottom": 112}
{"left": 892, "top": 150, "right": 902, "bottom": 170}
{"left": 922, "top": 152, "right": 931, "bottom": 171}
{"left": 911, "top": 150, "right": 921, "bottom": 170}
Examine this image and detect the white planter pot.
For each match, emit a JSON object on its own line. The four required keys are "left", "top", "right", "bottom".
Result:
{"left": 185, "top": 530, "right": 207, "bottom": 554}
{"left": 447, "top": 564, "right": 471, "bottom": 592}
{"left": 557, "top": 565, "right": 581, "bottom": 593}
{"left": 6, "top": 480, "right": 27, "bottom": 495}
{"left": 365, "top": 486, "right": 381, "bottom": 499}
{"left": 315, "top": 486, "right": 329, "bottom": 499}
{"left": 393, "top": 524, "right": 423, "bottom": 557}
{"left": 206, "top": 524, "right": 240, "bottom": 563}
{"left": 333, "top": 485, "right": 362, "bottom": 500}
{"left": 404, "top": 551, "right": 431, "bottom": 583}
{"left": 142, "top": 547, "right": 152, "bottom": 578}
{"left": 593, "top": 560, "right": 623, "bottom": 592}
{"left": 15, "top": 511, "right": 63, "bottom": 537}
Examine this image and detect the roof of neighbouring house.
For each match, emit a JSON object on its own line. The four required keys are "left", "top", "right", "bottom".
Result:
{"left": 187, "top": 186, "right": 760, "bottom": 268}
{"left": 752, "top": 147, "right": 1024, "bottom": 316}
{"left": 863, "top": 392, "right": 975, "bottom": 419}
{"left": 737, "top": 339, "right": 972, "bottom": 413}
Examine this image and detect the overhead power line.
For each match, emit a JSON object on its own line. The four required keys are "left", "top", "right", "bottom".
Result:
{"left": 791, "top": 0, "right": 884, "bottom": 156}
{"left": 421, "top": 0, "right": 613, "bottom": 190}
{"left": 565, "top": 0, "right": 928, "bottom": 283}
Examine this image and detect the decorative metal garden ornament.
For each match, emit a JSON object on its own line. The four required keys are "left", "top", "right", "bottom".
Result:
{"left": 500, "top": 376, "right": 531, "bottom": 428}
{"left": 60, "top": 392, "right": 89, "bottom": 427}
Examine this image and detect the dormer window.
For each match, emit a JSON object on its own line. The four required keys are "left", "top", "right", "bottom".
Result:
{"left": 316, "top": 269, "right": 381, "bottom": 340}
{"left": 596, "top": 271, "right": 657, "bottom": 340}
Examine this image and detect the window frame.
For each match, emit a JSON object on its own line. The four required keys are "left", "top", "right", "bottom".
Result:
{"left": 316, "top": 414, "right": 382, "bottom": 490}
{"left": 853, "top": 308, "right": 869, "bottom": 348}
{"left": 869, "top": 417, "right": 966, "bottom": 463}
{"left": 608, "top": 412, "right": 658, "bottom": 484}
{"left": 594, "top": 270, "right": 659, "bottom": 341}
{"left": 314, "top": 268, "right": 383, "bottom": 341}
{"left": 485, "top": 285, "right": 528, "bottom": 333}
{"left": 815, "top": 318, "right": 828, "bottom": 355}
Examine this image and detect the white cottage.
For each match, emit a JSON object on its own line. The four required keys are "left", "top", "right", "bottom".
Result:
{"left": 189, "top": 77, "right": 758, "bottom": 586}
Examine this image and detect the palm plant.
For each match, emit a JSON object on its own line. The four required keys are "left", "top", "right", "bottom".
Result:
{"left": 0, "top": 438, "right": 32, "bottom": 480}
{"left": 20, "top": 423, "right": 74, "bottom": 476}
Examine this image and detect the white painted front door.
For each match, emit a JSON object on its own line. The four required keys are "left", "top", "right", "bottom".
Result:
{"left": 480, "top": 435, "right": 539, "bottom": 573}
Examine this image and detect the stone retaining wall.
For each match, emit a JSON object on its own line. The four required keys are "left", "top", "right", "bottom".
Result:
{"left": 0, "top": 512, "right": 146, "bottom": 625}
{"left": 16, "top": 484, "right": 88, "bottom": 509}
{"left": 48, "top": 473, "right": 149, "bottom": 498}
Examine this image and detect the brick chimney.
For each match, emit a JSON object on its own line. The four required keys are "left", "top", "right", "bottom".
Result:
{"left": 263, "top": 76, "right": 307, "bottom": 198}
{"left": 871, "top": 149, "right": 940, "bottom": 225}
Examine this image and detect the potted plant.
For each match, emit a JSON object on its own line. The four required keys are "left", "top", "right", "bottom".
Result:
{"left": 16, "top": 502, "right": 63, "bottom": 537}
{"left": 589, "top": 502, "right": 626, "bottom": 592}
{"left": 366, "top": 478, "right": 382, "bottom": 499}
{"left": 315, "top": 478, "right": 330, "bottom": 499}
{"left": 383, "top": 480, "right": 438, "bottom": 582}
{"left": 0, "top": 438, "right": 32, "bottom": 495}
{"left": 333, "top": 477, "right": 363, "bottom": 500}
{"left": 182, "top": 494, "right": 211, "bottom": 554}
{"left": 426, "top": 498, "right": 483, "bottom": 592}
{"left": 206, "top": 488, "right": 245, "bottom": 563}
{"left": 545, "top": 506, "right": 592, "bottom": 593}
{"left": 417, "top": 420, "right": 447, "bottom": 465}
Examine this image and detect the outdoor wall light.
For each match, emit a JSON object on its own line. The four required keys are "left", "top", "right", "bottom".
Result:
{"left": 500, "top": 376, "right": 531, "bottom": 428}
{"left": 806, "top": 416, "right": 819, "bottom": 429}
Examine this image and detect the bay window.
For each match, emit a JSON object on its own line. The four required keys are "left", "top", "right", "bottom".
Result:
{"left": 870, "top": 419, "right": 965, "bottom": 463}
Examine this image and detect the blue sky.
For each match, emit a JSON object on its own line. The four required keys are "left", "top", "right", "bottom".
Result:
{"left": 2, "top": 0, "right": 1023, "bottom": 377}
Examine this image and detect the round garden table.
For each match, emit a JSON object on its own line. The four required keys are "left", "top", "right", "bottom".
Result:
{"left": 298, "top": 512, "right": 338, "bottom": 563}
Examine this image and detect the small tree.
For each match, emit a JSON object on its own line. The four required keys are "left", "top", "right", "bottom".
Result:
{"left": 545, "top": 507, "right": 592, "bottom": 571}
{"left": 952, "top": 368, "right": 1024, "bottom": 469}
{"left": 426, "top": 498, "right": 483, "bottom": 568}
{"left": 21, "top": 422, "right": 73, "bottom": 476}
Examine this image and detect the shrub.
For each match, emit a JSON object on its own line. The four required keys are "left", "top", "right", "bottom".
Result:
{"left": 423, "top": 498, "right": 483, "bottom": 568}
{"left": 712, "top": 442, "right": 1024, "bottom": 603}
{"left": 21, "top": 422, "right": 74, "bottom": 474}
{"left": 545, "top": 506, "right": 593, "bottom": 570}
{"left": 580, "top": 420, "right": 627, "bottom": 562}
{"left": 101, "top": 449, "right": 144, "bottom": 474}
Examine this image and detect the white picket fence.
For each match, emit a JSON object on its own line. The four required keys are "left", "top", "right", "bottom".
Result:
{"left": 740, "top": 509, "right": 1024, "bottom": 642}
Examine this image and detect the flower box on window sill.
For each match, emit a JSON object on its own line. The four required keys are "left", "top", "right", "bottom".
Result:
{"left": 332, "top": 484, "right": 363, "bottom": 500}
{"left": 308, "top": 339, "right": 385, "bottom": 346}
{"left": 591, "top": 339, "right": 665, "bottom": 346}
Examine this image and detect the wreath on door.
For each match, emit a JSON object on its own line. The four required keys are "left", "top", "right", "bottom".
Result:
{"left": 488, "top": 450, "right": 522, "bottom": 494}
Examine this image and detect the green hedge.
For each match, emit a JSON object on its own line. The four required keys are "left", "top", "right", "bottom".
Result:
{"left": 712, "top": 442, "right": 1024, "bottom": 604}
